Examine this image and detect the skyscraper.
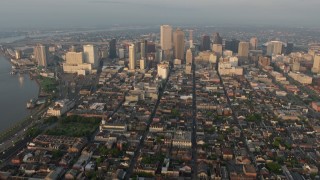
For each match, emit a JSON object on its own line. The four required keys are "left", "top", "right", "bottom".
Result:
{"left": 173, "top": 28, "right": 185, "bottom": 60}
{"left": 189, "top": 30, "right": 194, "bottom": 48}
{"left": 286, "top": 43, "right": 294, "bottom": 55}
{"left": 212, "top": 44, "right": 223, "bottom": 57}
{"left": 34, "top": 44, "right": 47, "bottom": 67}
{"left": 213, "top": 32, "right": 222, "bottom": 45}
{"left": 109, "top": 39, "right": 117, "bottom": 59}
{"left": 140, "top": 39, "right": 147, "bottom": 59}
{"left": 83, "top": 45, "right": 99, "bottom": 68}
{"left": 186, "top": 49, "right": 193, "bottom": 64}
{"left": 129, "top": 44, "right": 136, "bottom": 70}
{"left": 238, "top": 42, "right": 250, "bottom": 58}
{"left": 225, "top": 39, "right": 240, "bottom": 53}
{"left": 140, "top": 58, "right": 146, "bottom": 70}
{"left": 201, "top": 35, "right": 211, "bottom": 51}
{"left": 66, "top": 52, "right": 84, "bottom": 64}
{"left": 312, "top": 54, "right": 320, "bottom": 73}
{"left": 266, "top": 41, "right": 283, "bottom": 56}
{"left": 160, "top": 25, "right": 173, "bottom": 51}
{"left": 250, "top": 37, "right": 258, "bottom": 50}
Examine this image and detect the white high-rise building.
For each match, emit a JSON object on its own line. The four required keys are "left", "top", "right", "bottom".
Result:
{"left": 160, "top": 25, "right": 172, "bottom": 51}
{"left": 129, "top": 44, "right": 136, "bottom": 70}
{"left": 83, "top": 45, "right": 99, "bottom": 68}
{"left": 34, "top": 44, "right": 47, "bottom": 67}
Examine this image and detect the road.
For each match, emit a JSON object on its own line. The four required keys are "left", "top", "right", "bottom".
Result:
{"left": 124, "top": 66, "right": 172, "bottom": 180}
{"left": 191, "top": 62, "right": 198, "bottom": 179}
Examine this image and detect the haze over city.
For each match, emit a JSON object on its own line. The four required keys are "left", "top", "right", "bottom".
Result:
{"left": 1, "top": 0, "right": 320, "bottom": 179}
{"left": 1, "top": 0, "right": 320, "bottom": 28}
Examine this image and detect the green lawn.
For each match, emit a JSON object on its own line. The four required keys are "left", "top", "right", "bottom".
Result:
{"left": 45, "top": 116, "right": 100, "bottom": 138}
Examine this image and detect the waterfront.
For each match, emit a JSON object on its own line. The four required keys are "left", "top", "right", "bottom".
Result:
{"left": 0, "top": 56, "right": 38, "bottom": 133}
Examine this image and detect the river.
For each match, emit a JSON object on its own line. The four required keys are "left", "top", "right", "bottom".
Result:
{"left": 0, "top": 56, "right": 39, "bottom": 133}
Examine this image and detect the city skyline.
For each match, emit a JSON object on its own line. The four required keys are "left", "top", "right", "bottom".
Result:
{"left": 1, "top": 0, "right": 320, "bottom": 28}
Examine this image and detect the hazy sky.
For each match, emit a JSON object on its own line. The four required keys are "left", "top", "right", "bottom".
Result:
{"left": 1, "top": 0, "right": 319, "bottom": 28}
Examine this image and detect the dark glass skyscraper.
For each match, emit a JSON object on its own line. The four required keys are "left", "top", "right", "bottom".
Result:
{"left": 201, "top": 35, "right": 211, "bottom": 51}
{"left": 213, "top": 32, "right": 222, "bottom": 45}
{"left": 225, "top": 39, "right": 240, "bottom": 53}
{"left": 109, "top": 39, "right": 117, "bottom": 59}
{"left": 286, "top": 42, "right": 294, "bottom": 55}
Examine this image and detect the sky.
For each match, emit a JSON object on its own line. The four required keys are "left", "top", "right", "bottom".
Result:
{"left": 0, "top": 0, "right": 319, "bottom": 29}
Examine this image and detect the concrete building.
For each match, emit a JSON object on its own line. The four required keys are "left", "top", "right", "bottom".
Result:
{"left": 201, "top": 35, "right": 211, "bottom": 51}
{"left": 288, "top": 72, "right": 312, "bottom": 85}
{"left": 212, "top": 44, "right": 223, "bottom": 57}
{"left": 63, "top": 63, "right": 92, "bottom": 76}
{"left": 129, "top": 44, "right": 136, "bottom": 70}
{"left": 223, "top": 50, "right": 233, "bottom": 57}
{"left": 65, "top": 52, "right": 83, "bottom": 65}
{"left": 266, "top": 41, "right": 283, "bottom": 56}
{"left": 250, "top": 37, "right": 258, "bottom": 50}
{"left": 173, "top": 28, "right": 185, "bottom": 60}
{"left": 109, "top": 39, "right": 117, "bottom": 59}
{"left": 140, "top": 58, "right": 146, "bottom": 70}
{"left": 140, "top": 39, "right": 147, "bottom": 59}
{"left": 47, "top": 99, "right": 75, "bottom": 117}
{"left": 83, "top": 45, "right": 99, "bottom": 68}
{"left": 160, "top": 25, "right": 172, "bottom": 51}
{"left": 15, "top": 50, "right": 22, "bottom": 60}
{"left": 185, "top": 49, "right": 193, "bottom": 64}
{"left": 238, "top": 41, "right": 250, "bottom": 58}
{"left": 213, "top": 32, "right": 222, "bottom": 44}
{"left": 292, "top": 60, "right": 300, "bottom": 72}
{"left": 34, "top": 44, "right": 47, "bottom": 67}
{"left": 157, "top": 62, "right": 169, "bottom": 79}
{"left": 312, "top": 54, "right": 320, "bottom": 73}
{"left": 118, "top": 48, "right": 125, "bottom": 59}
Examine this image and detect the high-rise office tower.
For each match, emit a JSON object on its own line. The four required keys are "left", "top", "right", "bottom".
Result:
{"left": 212, "top": 44, "right": 223, "bottom": 57}
{"left": 140, "top": 58, "right": 146, "bottom": 70}
{"left": 286, "top": 43, "right": 294, "bottom": 55}
{"left": 312, "top": 54, "right": 320, "bottom": 73}
{"left": 160, "top": 25, "right": 173, "bottom": 50}
{"left": 15, "top": 50, "right": 21, "bottom": 60}
{"left": 186, "top": 49, "right": 193, "bottom": 64}
{"left": 109, "top": 39, "right": 117, "bottom": 59}
{"left": 129, "top": 44, "right": 136, "bottom": 70}
{"left": 273, "top": 41, "right": 283, "bottom": 55}
{"left": 140, "top": 39, "right": 147, "bottom": 59}
{"left": 118, "top": 48, "right": 125, "bottom": 59}
{"left": 147, "top": 42, "right": 156, "bottom": 53}
{"left": 189, "top": 30, "right": 194, "bottom": 48}
{"left": 173, "top": 28, "right": 185, "bottom": 60}
{"left": 83, "top": 45, "right": 99, "bottom": 68}
{"left": 66, "top": 52, "right": 84, "bottom": 64}
{"left": 250, "top": 37, "right": 258, "bottom": 50}
{"left": 225, "top": 39, "right": 240, "bottom": 53}
{"left": 34, "top": 44, "right": 47, "bottom": 67}
{"left": 213, "top": 32, "right": 222, "bottom": 45}
{"left": 266, "top": 41, "right": 283, "bottom": 56}
{"left": 238, "top": 42, "right": 250, "bottom": 58}
{"left": 201, "top": 35, "right": 211, "bottom": 51}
